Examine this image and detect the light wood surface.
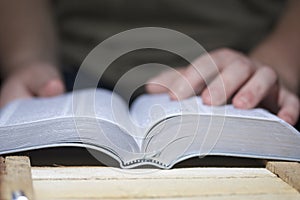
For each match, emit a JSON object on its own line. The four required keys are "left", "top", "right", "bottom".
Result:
{"left": 31, "top": 166, "right": 300, "bottom": 200}
{"left": 1, "top": 156, "right": 300, "bottom": 200}
{"left": 266, "top": 161, "right": 300, "bottom": 192}
{"left": 0, "top": 156, "right": 34, "bottom": 200}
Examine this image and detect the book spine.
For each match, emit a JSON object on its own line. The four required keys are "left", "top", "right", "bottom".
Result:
{"left": 123, "top": 158, "right": 167, "bottom": 168}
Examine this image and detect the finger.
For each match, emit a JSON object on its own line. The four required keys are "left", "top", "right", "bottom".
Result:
{"left": 38, "top": 78, "right": 65, "bottom": 97}
{"left": 146, "top": 67, "right": 185, "bottom": 94}
{"left": 233, "top": 66, "right": 278, "bottom": 109}
{"left": 168, "top": 54, "right": 220, "bottom": 100}
{"left": 168, "top": 48, "right": 243, "bottom": 100}
{"left": 277, "top": 88, "right": 300, "bottom": 125}
{"left": 25, "top": 63, "right": 65, "bottom": 97}
{"left": 259, "top": 82, "right": 280, "bottom": 114}
{"left": 201, "top": 58, "right": 254, "bottom": 105}
{"left": 0, "top": 78, "right": 32, "bottom": 107}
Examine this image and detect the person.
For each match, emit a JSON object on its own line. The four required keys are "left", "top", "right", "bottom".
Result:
{"left": 0, "top": 0, "right": 299, "bottom": 126}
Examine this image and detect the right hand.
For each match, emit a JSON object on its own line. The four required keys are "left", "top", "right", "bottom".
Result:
{"left": 0, "top": 62, "right": 65, "bottom": 107}
{"left": 146, "top": 48, "right": 300, "bottom": 125}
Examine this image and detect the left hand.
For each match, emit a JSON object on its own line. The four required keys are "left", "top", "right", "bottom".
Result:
{"left": 0, "top": 62, "right": 65, "bottom": 108}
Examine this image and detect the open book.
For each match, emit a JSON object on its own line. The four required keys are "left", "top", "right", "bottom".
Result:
{"left": 0, "top": 88, "right": 299, "bottom": 168}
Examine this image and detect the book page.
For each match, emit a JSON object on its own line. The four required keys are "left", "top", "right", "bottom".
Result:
{"left": 0, "top": 88, "right": 133, "bottom": 132}
{"left": 130, "top": 93, "right": 283, "bottom": 149}
{"left": 130, "top": 94, "right": 206, "bottom": 147}
{"left": 0, "top": 94, "right": 73, "bottom": 126}
{"left": 130, "top": 94, "right": 201, "bottom": 129}
{"left": 72, "top": 88, "right": 134, "bottom": 133}
{"left": 130, "top": 93, "right": 279, "bottom": 131}
{"left": 141, "top": 114, "right": 300, "bottom": 168}
{"left": 131, "top": 94, "right": 299, "bottom": 168}
{"left": 0, "top": 88, "right": 141, "bottom": 163}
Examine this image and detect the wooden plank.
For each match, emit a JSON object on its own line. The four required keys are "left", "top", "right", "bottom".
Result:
{"left": 0, "top": 156, "right": 34, "bottom": 200}
{"left": 32, "top": 167, "right": 299, "bottom": 200}
{"left": 42, "top": 194, "right": 300, "bottom": 200}
{"left": 266, "top": 161, "right": 300, "bottom": 192}
{"left": 31, "top": 167, "right": 276, "bottom": 180}
{"left": 0, "top": 157, "right": 5, "bottom": 199}
{"left": 33, "top": 178, "right": 298, "bottom": 199}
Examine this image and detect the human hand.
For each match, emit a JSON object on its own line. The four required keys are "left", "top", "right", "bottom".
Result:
{"left": 0, "top": 62, "right": 65, "bottom": 107}
{"left": 146, "top": 48, "right": 300, "bottom": 125}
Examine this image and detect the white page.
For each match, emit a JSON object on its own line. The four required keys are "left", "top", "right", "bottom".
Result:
{"left": 0, "top": 88, "right": 133, "bottom": 131}
{"left": 130, "top": 94, "right": 201, "bottom": 128}
{"left": 72, "top": 88, "right": 134, "bottom": 133}
{"left": 130, "top": 93, "right": 284, "bottom": 147}
{"left": 71, "top": 89, "right": 141, "bottom": 156}
{"left": 0, "top": 94, "right": 72, "bottom": 126}
{"left": 130, "top": 93, "right": 279, "bottom": 130}
{"left": 0, "top": 88, "right": 140, "bottom": 162}
{"left": 131, "top": 94, "right": 300, "bottom": 167}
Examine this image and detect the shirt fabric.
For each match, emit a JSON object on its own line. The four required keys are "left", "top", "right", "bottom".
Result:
{"left": 53, "top": 0, "right": 286, "bottom": 94}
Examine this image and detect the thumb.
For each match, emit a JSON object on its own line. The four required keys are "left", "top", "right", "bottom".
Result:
{"left": 37, "top": 78, "right": 65, "bottom": 97}
{"left": 25, "top": 63, "right": 65, "bottom": 97}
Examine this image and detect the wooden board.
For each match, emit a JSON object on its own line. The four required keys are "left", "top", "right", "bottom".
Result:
{"left": 0, "top": 156, "right": 34, "bottom": 200}
{"left": 266, "top": 161, "right": 300, "bottom": 192}
{"left": 31, "top": 166, "right": 300, "bottom": 200}
{"left": 1, "top": 156, "right": 300, "bottom": 200}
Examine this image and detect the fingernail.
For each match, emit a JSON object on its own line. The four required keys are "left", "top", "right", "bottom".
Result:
{"left": 235, "top": 95, "right": 249, "bottom": 108}
{"left": 211, "top": 92, "right": 223, "bottom": 105}
{"left": 202, "top": 94, "right": 211, "bottom": 105}
{"left": 279, "top": 114, "right": 294, "bottom": 125}
{"left": 169, "top": 85, "right": 185, "bottom": 100}
{"left": 203, "top": 90, "right": 224, "bottom": 105}
{"left": 168, "top": 91, "right": 178, "bottom": 100}
{"left": 284, "top": 116, "right": 293, "bottom": 125}
{"left": 169, "top": 85, "right": 183, "bottom": 100}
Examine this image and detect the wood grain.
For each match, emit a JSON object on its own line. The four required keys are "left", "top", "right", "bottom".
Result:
{"left": 0, "top": 156, "right": 34, "bottom": 200}
{"left": 266, "top": 161, "right": 300, "bottom": 192}
{"left": 32, "top": 167, "right": 299, "bottom": 200}
{"left": 2, "top": 157, "right": 300, "bottom": 200}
